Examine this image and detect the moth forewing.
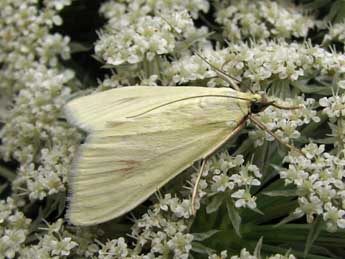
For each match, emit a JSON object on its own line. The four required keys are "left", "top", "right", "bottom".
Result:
{"left": 65, "top": 86, "right": 261, "bottom": 225}
{"left": 64, "top": 86, "right": 252, "bottom": 131}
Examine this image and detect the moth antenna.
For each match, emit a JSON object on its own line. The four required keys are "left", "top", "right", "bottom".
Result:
{"left": 126, "top": 94, "right": 252, "bottom": 118}
{"left": 271, "top": 102, "right": 303, "bottom": 110}
{"left": 193, "top": 51, "right": 241, "bottom": 91}
{"left": 219, "top": 58, "right": 246, "bottom": 89}
{"left": 248, "top": 115, "right": 306, "bottom": 157}
{"left": 157, "top": 13, "right": 241, "bottom": 91}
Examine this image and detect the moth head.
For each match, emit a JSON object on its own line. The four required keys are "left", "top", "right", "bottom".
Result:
{"left": 250, "top": 94, "right": 275, "bottom": 114}
{"left": 250, "top": 94, "right": 302, "bottom": 114}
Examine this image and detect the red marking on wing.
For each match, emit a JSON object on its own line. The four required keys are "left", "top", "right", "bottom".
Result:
{"left": 117, "top": 160, "right": 141, "bottom": 174}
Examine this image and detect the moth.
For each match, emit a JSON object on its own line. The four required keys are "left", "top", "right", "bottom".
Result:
{"left": 65, "top": 85, "right": 301, "bottom": 225}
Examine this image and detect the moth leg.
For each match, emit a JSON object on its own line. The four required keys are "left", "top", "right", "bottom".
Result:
{"left": 191, "top": 159, "right": 208, "bottom": 215}
{"left": 248, "top": 115, "right": 305, "bottom": 157}
{"left": 191, "top": 117, "right": 247, "bottom": 215}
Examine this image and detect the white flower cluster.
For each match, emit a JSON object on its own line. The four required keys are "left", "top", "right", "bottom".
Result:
{"left": 0, "top": 66, "right": 81, "bottom": 200}
{"left": 96, "top": 15, "right": 177, "bottom": 65}
{"left": 165, "top": 41, "right": 345, "bottom": 88}
{"left": 281, "top": 143, "right": 345, "bottom": 232}
{"left": 319, "top": 93, "right": 345, "bottom": 149}
{"left": 0, "top": 0, "right": 72, "bottom": 132}
{"left": 209, "top": 250, "right": 228, "bottom": 259}
{"left": 215, "top": 0, "right": 314, "bottom": 41}
{"left": 0, "top": 198, "right": 31, "bottom": 259}
{"left": 96, "top": 194, "right": 193, "bottom": 258}
{"left": 192, "top": 153, "right": 262, "bottom": 210}
{"left": 323, "top": 22, "right": 345, "bottom": 44}
{"left": 0, "top": 0, "right": 71, "bottom": 95}
{"left": 98, "top": 238, "right": 129, "bottom": 259}
{"left": 320, "top": 95, "right": 345, "bottom": 119}
{"left": 163, "top": 53, "right": 216, "bottom": 85}
{"left": 210, "top": 154, "right": 261, "bottom": 209}
{"left": 209, "top": 249, "right": 296, "bottom": 259}
{"left": 19, "top": 219, "right": 78, "bottom": 259}
{"left": 0, "top": 0, "right": 78, "bottom": 201}
{"left": 95, "top": 0, "right": 209, "bottom": 66}
{"left": 250, "top": 97, "right": 320, "bottom": 146}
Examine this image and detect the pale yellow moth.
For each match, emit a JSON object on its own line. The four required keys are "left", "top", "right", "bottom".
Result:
{"left": 64, "top": 86, "right": 301, "bottom": 225}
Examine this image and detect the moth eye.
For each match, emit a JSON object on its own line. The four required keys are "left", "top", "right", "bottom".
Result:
{"left": 250, "top": 102, "right": 262, "bottom": 114}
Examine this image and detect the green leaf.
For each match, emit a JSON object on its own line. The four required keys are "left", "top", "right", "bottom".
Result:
{"left": 250, "top": 207, "right": 264, "bottom": 215}
{"left": 326, "top": 0, "right": 345, "bottom": 23}
{"left": 291, "top": 81, "right": 333, "bottom": 95}
{"left": 192, "top": 230, "right": 220, "bottom": 241}
{"left": 28, "top": 206, "right": 44, "bottom": 235}
{"left": 0, "top": 183, "right": 8, "bottom": 194}
{"left": 270, "top": 164, "right": 283, "bottom": 172}
{"left": 191, "top": 241, "right": 216, "bottom": 255}
{"left": 304, "top": 217, "right": 324, "bottom": 257}
{"left": 313, "top": 137, "right": 336, "bottom": 144}
{"left": 275, "top": 212, "right": 304, "bottom": 227}
{"left": 57, "top": 192, "right": 67, "bottom": 217}
{"left": 226, "top": 198, "right": 242, "bottom": 238}
{"left": 254, "top": 237, "right": 263, "bottom": 259}
{"left": 301, "top": 113, "right": 328, "bottom": 137}
{"left": 303, "top": 0, "right": 332, "bottom": 10}
{"left": 206, "top": 194, "right": 225, "bottom": 214}
{"left": 262, "top": 189, "right": 298, "bottom": 197}
{"left": 70, "top": 41, "right": 93, "bottom": 53}
{"left": 0, "top": 165, "right": 16, "bottom": 182}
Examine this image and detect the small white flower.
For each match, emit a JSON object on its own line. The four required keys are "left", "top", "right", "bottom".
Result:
{"left": 231, "top": 189, "right": 257, "bottom": 209}
{"left": 50, "top": 237, "right": 78, "bottom": 256}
